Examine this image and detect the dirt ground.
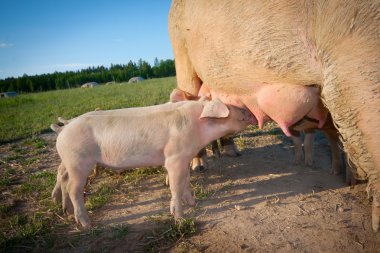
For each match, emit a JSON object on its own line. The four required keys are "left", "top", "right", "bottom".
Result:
{"left": 1, "top": 123, "right": 380, "bottom": 252}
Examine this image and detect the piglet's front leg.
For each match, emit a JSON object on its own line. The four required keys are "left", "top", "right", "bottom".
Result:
{"left": 165, "top": 157, "right": 191, "bottom": 219}
{"left": 164, "top": 170, "right": 195, "bottom": 206}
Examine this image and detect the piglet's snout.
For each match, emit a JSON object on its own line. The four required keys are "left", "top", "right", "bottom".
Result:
{"left": 227, "top": 105, "right": 255, "bottom": 125}
{"left": 238, "top": 108, "right": 255, "bottom": 123}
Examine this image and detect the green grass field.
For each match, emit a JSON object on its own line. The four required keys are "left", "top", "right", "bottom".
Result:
{"left": 0, "top": 77, "right": 176, "bottom": 143}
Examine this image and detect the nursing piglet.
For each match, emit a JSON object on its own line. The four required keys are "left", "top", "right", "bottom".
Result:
{"left": 51, "top": 88, "right": 251, "bottom": 227}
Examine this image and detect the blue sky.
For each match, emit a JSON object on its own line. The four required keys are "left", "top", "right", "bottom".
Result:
{"left": 0, "top": 0, "right": 174, "bottom": 79}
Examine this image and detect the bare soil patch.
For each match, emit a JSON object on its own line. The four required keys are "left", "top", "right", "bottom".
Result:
{"left": 1, "top": 123, "right": 379, "bottom": 252}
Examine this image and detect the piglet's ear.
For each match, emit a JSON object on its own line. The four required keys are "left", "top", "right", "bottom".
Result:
{"left": 200, "top": 98, "right": 230, "bottom": 119}
{"left": 169, "top": 88, "right": 198, "bottom": 102}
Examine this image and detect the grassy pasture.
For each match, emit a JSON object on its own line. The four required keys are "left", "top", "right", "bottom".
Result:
{"left": 0, "top": 77, "right": 176, "bottom": 143}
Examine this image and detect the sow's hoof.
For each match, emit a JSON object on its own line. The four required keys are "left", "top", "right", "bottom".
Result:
{"left": 372, "top": 201, "right": 380, "bottom": 232}
{"left": 345, "top": 168, "right": 357, "bottom": 186}
{"left": 369, "top": 183, "right": 380, "bottom": 232}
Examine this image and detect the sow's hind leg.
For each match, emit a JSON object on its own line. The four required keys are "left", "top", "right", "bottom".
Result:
{"left": 322, "top": 52, "right": 380, "bottom": 231}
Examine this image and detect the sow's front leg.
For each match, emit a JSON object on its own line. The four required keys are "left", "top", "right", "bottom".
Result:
{"left": 322, "top": 50, "right": 380, "bottom": 231}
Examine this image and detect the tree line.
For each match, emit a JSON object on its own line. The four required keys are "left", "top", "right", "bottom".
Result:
{"left": 0, "top": 58, "right": 176, "bottom": 93}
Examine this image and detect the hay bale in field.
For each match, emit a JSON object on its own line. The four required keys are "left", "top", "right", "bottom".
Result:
{"left": 81, "top": 82, "right": 99, "bottom": 88}
{"left": 128, "top": 77, "right": 145, "bottom": 83}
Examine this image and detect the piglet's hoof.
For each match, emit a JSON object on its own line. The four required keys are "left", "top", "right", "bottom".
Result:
{"left": 182, "top": 191, "right": 196, "bottom": 206}
{"left": 52, "top": 188, "right": 62, "bottom": 204}
{"left": 63, "top": 199, "right": 74, "bottom": 215}
{"left": 75, "top": 212, "right": 91, "bottom": 228}
{"left": 80, "top": 221, "right": 91, "bottom": 229}
{"left": 170, "top": 199, "right": 184, "bottom": 219}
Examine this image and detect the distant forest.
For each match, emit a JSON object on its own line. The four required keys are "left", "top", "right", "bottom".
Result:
{"left": 0, "top": 58, "right": 176, "bottom": 93}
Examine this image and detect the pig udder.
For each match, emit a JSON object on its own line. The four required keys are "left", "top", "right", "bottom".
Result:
{"left": 210, "top": 83, "right": 328, "bottom": 136}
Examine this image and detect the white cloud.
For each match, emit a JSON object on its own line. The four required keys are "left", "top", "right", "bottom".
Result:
{"left": 0, "top": 43, "right": 13, "bottom": 48}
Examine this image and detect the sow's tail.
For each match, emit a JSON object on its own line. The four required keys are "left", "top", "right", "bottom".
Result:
{"left": 51, "top": 117, "right": 70, "bottom": 134}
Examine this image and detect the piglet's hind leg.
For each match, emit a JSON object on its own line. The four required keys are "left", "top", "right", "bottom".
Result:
{"left": 66, "top": 163, "right": 93, "bottom": 228}
{"left": 60, "top": 166, "right": 74, "bottom": 215}
{"left": 52, "top": 163, "right": 64, "bottom": 204}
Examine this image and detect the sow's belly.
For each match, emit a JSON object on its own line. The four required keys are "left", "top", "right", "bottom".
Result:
{"left": 210, "top": 83, "right": 328, "bottom": 136}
